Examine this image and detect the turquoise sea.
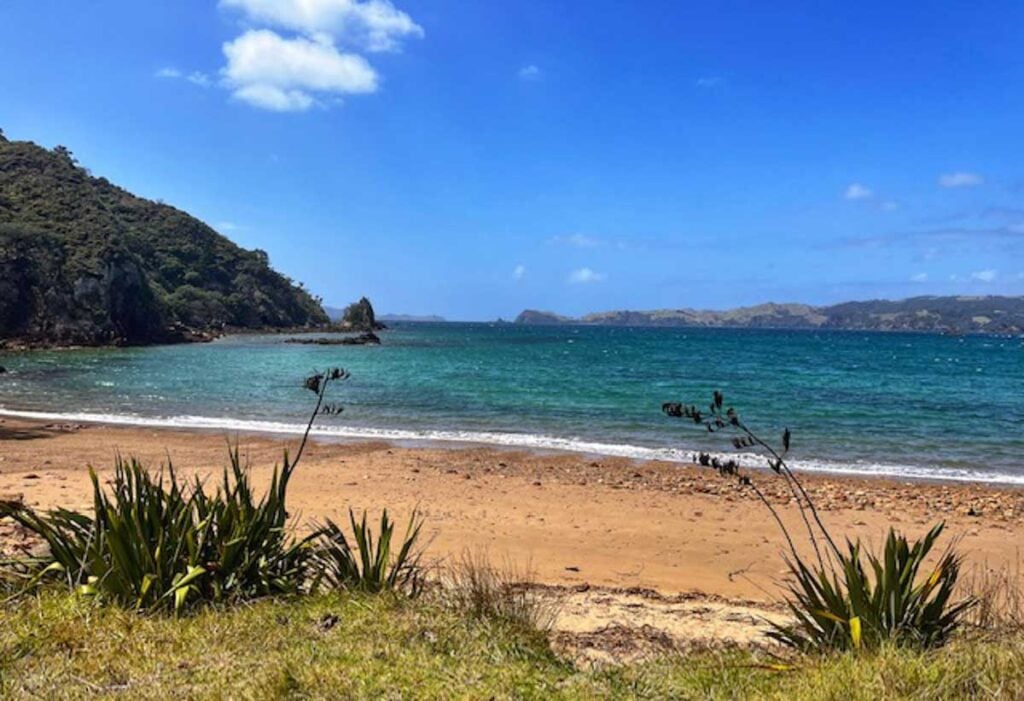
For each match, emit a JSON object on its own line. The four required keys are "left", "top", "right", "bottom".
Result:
{"left": 1, "top": 323, "right": 1022, "bottom": 484}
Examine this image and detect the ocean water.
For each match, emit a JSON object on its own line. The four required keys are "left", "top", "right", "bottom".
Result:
{"left": 1, "top": 323, "right": 1022, "bottom": 484}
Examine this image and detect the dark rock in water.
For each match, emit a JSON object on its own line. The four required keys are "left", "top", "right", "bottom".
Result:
{"left": 0, "top": 366, "right": 6, "bottom": 374}
{"left": 286, "top": 332, "right": 381, "bottom": 346}
{"left": 338, "top": 331, "right": 381, "bottom": 345}
{"left": 337, "top": 297, "right": 386, "bottom": 332}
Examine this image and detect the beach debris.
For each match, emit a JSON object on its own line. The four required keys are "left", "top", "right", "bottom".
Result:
{"left": 317, "top": 613, "right": 340, "bottom": 632}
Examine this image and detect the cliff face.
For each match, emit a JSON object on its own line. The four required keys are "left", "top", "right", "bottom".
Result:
{"left": 515, "top": 297, "right": 1024, "bottom": 335}
{"left": 0, "top": 134, "right": 328, "bottom": 346}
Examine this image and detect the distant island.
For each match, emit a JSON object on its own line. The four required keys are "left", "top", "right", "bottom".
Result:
{"left": 515, "top": 296, "right": 1024, "bottom": 335}
{"left": 378, "top": 313, "right": 446, "bottom": 323}
{"left": 0, "top": 133, "right": 327, "bottom": 348}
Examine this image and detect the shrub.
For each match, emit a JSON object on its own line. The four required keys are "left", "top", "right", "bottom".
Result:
{"left": 663, "top": 391, "right": 975, "bottom": 652}
{"left": 311, "top": 509, "right": 425, "bottom": 596}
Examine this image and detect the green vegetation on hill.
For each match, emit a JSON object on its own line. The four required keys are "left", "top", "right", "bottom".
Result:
{"left": 516, "top": 296, "right": 1024, "bottom": 334}
{"left": 0, "top": 132, "right": 328, "bottom": 346}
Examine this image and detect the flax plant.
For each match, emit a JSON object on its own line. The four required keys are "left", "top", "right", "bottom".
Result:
{"left": 0, "top": 367, "right": 430, "bottom": 611}
{"left": 663, "top": 391, "right": 974, "bottom": 652}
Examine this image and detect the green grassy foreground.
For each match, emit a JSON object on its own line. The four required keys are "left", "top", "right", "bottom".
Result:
{"left": 1, "top": 592, "right": 1022, "bottom": 700}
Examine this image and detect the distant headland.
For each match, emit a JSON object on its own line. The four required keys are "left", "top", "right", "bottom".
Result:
{"left": 514, "top": 296, "right": 1024, "bottom": 335}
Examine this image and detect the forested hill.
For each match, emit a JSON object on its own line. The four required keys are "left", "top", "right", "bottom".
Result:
{"left": 515, "top": 297, "right": 1024, "bottom": 335}
{"left": 0, "top": 133, "right": 328, "bottom": 347}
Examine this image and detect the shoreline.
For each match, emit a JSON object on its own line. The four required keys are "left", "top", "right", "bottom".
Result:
{"left": 1, "top": 416, "right": 1022, "bottom": 604}
{"left": 1, "top": 406, "right": 1022, "bottom": 488}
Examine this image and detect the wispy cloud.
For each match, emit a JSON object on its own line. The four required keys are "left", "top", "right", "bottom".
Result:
{"left": 838, "top": 220, "right": 1024, "bottom": 250}
{"left": 910, "top": 272, "right": 928, "bottom": 283}
{"left": 567, "top": 267, "right": 606, "bottom": 284}
{"left": 918, "top": 205, "right": 1024, "bottom": 227}
{"left": 155, "top": 67, "right": 211, "bottom": 88}
{"left": 980, "top": 206, "right": 1024, "bottom": 220}
{"left": 970, "top": 269, "right": 997, "bottom": 282}
{"left": 695, "top": 76, "right": 722, "bottom": 88}
{"left": 187, "top": 71, "right": 212, "bottom": 87}
{"left": 512, "top": 264, "right": 526, "bottom": 280}
{"left": 844, "top": 183, "right": 873, "bottom": 200}
{"left": 549, "top": 233, "right": 601, "bottom": 247}
{"left": 939, "top": 171, "right": 984, "bottom": 188}
{"left": 518, "top": 64, "right": 541, "bottom": 81}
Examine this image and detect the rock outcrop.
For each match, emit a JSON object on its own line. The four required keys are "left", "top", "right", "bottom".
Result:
{"left": 337, "top": 297, "right": 386, "bottom": 332}
{"left": 285, "top": 331, "right": 381, "bottom": 346}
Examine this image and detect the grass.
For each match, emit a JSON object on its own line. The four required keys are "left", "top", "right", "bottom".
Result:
{"left": 441, "top": 551, "right": 557, "bottom": 633}
{"left": 1, "top": 591, "right": 1022, "bottom": 700}
{"left": 963, "top": 553, "right": 1024, "bottom": 632}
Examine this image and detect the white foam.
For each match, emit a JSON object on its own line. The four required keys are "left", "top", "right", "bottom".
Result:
{"left": 2, "top": 407, "right": 1023, "bottom": 486}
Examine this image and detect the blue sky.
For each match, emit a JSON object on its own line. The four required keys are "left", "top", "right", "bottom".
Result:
{"left": 2, "top": 1, "right": 1023, "bottom": 319}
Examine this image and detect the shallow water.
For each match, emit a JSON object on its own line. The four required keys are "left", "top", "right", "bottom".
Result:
{"left": 1, "top": 323, "right": 1022, "bottom": 484}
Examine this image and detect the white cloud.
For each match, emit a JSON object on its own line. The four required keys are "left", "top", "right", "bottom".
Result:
{"left": 844, "top": 183, "right": 873, "bottom": 200}
{"left": 910, "top": 272, "right": 928, "bottom": 283}
{"left": 155, "top": 67, "right": 182, "bottom": 79}
{"left": 881, "top": 200, "right": 899, "bottom": 211}
{"left": 512, "top": 264, "right": 526, "bottom": 280}
{"left": 518, "top": 64, "right": 541, "bottom": 81}
{"left": 222, "top": 30, "right": 378, "bottom": 111}
{"left": 970, "top": 269, "right": 997, "bottom": 282}
{"left": 695, "top": 76, "right": 722, "bottom": 88}
{"left": 220, "top": 0, "right": 423, "bottom": 52}
{"left": 216, "top": 221, "right": 241, "bottom": 232}
{"left": 567, "top": 267, "right": 607, "bottom": 284}
{"left": 233, "top": 83, "right": 316, "bottom": 111}
{"left": 939, "top": 172, "right": 984, "bottom": 188}
{"left": 550, "top": 233, "right": 600, "bottom": 247}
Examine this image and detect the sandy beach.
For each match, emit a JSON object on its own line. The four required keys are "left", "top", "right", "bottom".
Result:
{"left": 2, "top": 417, "right": 1022, "bottom": 601}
